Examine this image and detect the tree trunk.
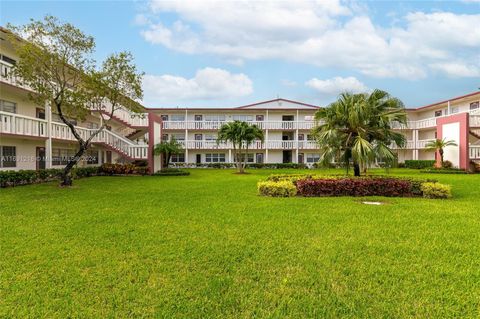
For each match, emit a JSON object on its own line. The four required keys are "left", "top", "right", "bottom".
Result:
{"left": 353, "top": 162, "right": 361, "bottom": 177}
{"left": 439, "top": 148, "right": 444, "bottom": 165}
{"left": 61, "top": 145, "right": 88, "bottom": 186}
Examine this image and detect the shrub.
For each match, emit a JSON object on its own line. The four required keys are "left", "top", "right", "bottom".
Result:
{"left": 442, "top": 160, "right": 453, "bottom": 169}
{"left": 296, "top": 177, "right": 412, "bottom": 197}
{"left": 154, "top": 168, "right": 190, "bottom": 176}
{"left": 257, "top": 180, "right": 297, "bottom": 197}
{"left": 72, "top": 167, "right": 99, "bottom": 178}
{"left": 404, "top": 160, "right": 436, "bottom": 169}
{"left": 99, "top": 163, "right": 141, "bottom": 175}
{"left": 421, "top": 182, "right": 452, "bottom": 199}
{"left": 420, "top": 168, "right": 468, "bottom": 174}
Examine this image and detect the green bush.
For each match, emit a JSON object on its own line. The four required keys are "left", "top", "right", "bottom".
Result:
{"left": 257, "top": 180, "right": 297, "bottom": 197}
{"left": 421, "top": 168, "right": 468, "bottom": 174}
{"left": 442, "top": 160, "right": 453, "bottom": 169}
{"left": 404, "top": 160, "right": 436, "bottom": 169}
{"left": 154, "top": 168, "right": 190, "bottom": 176}
{"left": 421, "top": 182, "right": 452, "bottom": 199}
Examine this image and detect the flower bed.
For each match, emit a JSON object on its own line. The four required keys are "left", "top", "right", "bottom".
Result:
{"left": 257, "top": 174, "right": 450, "bottom": 199}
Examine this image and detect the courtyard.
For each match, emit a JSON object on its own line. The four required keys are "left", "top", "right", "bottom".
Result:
{"left": 1, "top": 169, "right": 479, "bottom": 317}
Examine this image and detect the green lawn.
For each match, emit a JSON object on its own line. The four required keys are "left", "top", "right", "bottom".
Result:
{"left": 1, "top": 169, "right": 480, "bottom": 318}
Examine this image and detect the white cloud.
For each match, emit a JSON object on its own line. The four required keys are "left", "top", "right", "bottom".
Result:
{"left": 429, "top": 62, "right": 480, "bottom": 78}
{"left": 306, "top": 76, "right": 369, "bottom": 96}
{"left": 142, "top": 67, "right": 253, "bottom": 104}
{"left": 139, "top": 1, "right": 480, "bottom": 79}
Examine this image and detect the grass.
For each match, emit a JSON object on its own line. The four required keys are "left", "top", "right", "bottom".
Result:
{"left": 1, "top": 168, "right": 480, "bottom": 318}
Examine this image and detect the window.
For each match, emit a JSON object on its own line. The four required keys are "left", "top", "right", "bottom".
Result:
{"left": 194, "top": 115, "right": 203, "bottom": 121}
{"left": 298, "top": 134, "right": 304, "bottom": 141}
{"left": 234, "top": 153, "right": 254, "bottom": 163}
{"left": 162, "top": 134, "right": 169, "bottom": 141}
{"left": 256, "top": 115, "right": 264, "bottom": 121}
{"left": 171, "top": 114, "right": 185, "bottom": 121}
{"left": 306, "top": 153, "right": 320, "bottom": 163}
{"left": 86, "top": 149, "right": 99, "bottom": 164}
{"left": 1, "top": 54, "right": 16, "bottom": 65}
{"left": 0, "top": 146, "right": 16, "bottom": 168}
{"left": 0, "top": 99, "right": 16, "bottom": 113}
{"left": 52, "top": 113, "right": 77, "bottom": 126}
{"left": 434, "top": 110, "right": 442, "bottom": 117}
{"left": 52, "top": 148, "right": 75, "bottom": 166}
{"left": 171, "top": 153, "right": 185, "bottom": 163}
{"left": 161, "top": 115, "right": 169, "bottom": 121}
{"left": 205, "top": 134, "right": 217, "bottom": 141}
{"left": 205, "top": 153, "right": 226, "bottom": 163}
{"left": 195, "top": 134, "right": 202, "bottom": 141}
{"left": 86, "top": 122, "right": 99, "bottom": 129}
{"left": 306, "top": 134, "right": 314, "bottom": 141}
{"left": 233, "top": 115, "right": 253, "bottom": 122}
{"left": 451, "top": 107, "right": 459, "bottom": 114}
{"left": 171, "top": 134, "right": 185, "bottom": 141}
{"left": 471, "top": 102, "right": 479, "bottom": 110}
{"left": 205, "top": 114, "right": 226, "bottom": 121}
{"left": 304, "top": 115, "right": 314, "bottom": 121}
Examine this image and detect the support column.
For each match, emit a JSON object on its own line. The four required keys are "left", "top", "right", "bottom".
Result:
{"left": 295, "top": 109, "right": 299, "bottom": 163}
{"left": 228, "top": 149, "right": 232, "bottom": 163}
{"left": 265, "top": 110, "right": 269, "bottom": 163}
{"left": 185, "top": 109, "right": 189, "bottom": 164}
{"left": 45, "top": 102, "right": 52, "bottom": 169}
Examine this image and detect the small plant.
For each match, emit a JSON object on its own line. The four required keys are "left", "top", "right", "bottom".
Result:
{"left": 421, "top": 182, "right": 452, "bottom": 199}
{"left": 442, "top": 160, "right": 453, "bottom": 169}
{"left": 404, "top": 160, "right": 436, "bottom": 169}
{"left": 257, "top": 181, "right": 297, "bottom": 197}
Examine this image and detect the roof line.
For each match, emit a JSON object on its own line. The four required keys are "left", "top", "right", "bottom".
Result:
{"left": 147, "top": 98, "right": 320, "bottom": 110}
{"left": 413, "top": 90, "right": 480, "bottom": 110}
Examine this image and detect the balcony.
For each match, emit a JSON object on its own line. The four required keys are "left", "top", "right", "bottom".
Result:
{"left": 176, "top": 140, "right": 319, "bottom": 150}
{"left": 0, "top": 111, "right": 47, "bottom": 138}
{"left": 470, "top": 145, "right": 480, "bottom": 159}
{"left": 161, "top": 120, "right": 316, "bottom": 131}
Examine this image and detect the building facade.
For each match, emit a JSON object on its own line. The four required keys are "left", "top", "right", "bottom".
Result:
{"left": 1, "top": 27, "right": 480, "bottom": 173}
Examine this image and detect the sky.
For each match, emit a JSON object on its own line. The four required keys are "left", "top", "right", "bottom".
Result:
{"left": 1, "top": 0, "right": 479, "bottom": 109}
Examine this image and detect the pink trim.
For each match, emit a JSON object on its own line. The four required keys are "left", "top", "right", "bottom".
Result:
{"left": 147, "top": 113, "right": 163, "bottom": 174}
{"left": 436, "top": 113, "right": 469, "bottom": 170}
{"left": 93, "top": 110, "right": 148, "bottom": 129}
{"left": 413, "top": 91, "right": 480, "bottom": 111}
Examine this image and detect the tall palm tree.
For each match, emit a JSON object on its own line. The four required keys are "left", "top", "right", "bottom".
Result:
{"left": 313, "top": 89, "right": 407, "bottom": 176}
{"left": 217, "top": 121, "right": 264, "bottom": 173}
{"left": 425, "top": 138, "right": 457, "bottom": 166}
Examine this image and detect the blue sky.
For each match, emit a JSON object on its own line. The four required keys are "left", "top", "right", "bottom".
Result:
{"left": 1, "top": 0, "right": 479, "bottom": 109}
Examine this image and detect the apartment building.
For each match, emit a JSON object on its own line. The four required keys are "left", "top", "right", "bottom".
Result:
{"left": 0, "top": 27, "right": 149, "bottom": 171}
{"left": 1, "top": 26, "right": 479, "bottom": 173}
{"left": 147, "top": 92, "right": 480, "bottom": 171}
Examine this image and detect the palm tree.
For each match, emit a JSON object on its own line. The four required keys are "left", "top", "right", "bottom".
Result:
{"left": 313, "top": 89, "right": 407, "bottom": 176}
{"left": 153, "top": 138, "right": 183, "bottom": 170}
{"left": 425, "top": 138, "right": 457, "bottom": 166}
{"left": 217, "top": 121, "right": 264, "bottom": 173}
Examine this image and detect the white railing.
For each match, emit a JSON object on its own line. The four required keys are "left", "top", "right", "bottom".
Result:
{"left": 416, "top": 139, "right": 435, "bottom": 149}
{"left": 99, "top": 100, "right": 149, "bottom": 127}
{"left": 470, "top": 146, "right": 480, "bottom": 159}
{"left": 470, "top": 115, "right": 480, "bottom": 127}
{"left": 95, "top": 129, "right": 148, "bottom": 159}
{"left": 390, "top": 140, "right": 416, "bottom": 149}
{"left": 162, "top": 120, "right": 316, "bottom": 130}
{"left": 0, "top": 111, "right": 47, "bottom": 137}
{"left": 0, "top": 60, "right": 33, "bottom": 91}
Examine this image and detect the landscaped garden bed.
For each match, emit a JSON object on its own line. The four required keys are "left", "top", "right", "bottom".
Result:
{"left": 258, "top": 174, "right": 451, "bottom": 199}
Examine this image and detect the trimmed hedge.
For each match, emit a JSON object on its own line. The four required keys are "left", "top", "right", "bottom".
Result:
{"left": 404, "top": 160, "right": 436, "bottom": 169}
{"left": 257, "top": 181, "right": 297, "bottom": 197}
{"left": 296, "top": 178, "right": 413, "bottom": 197}
{"left": 153, "top": 168, "right": 190, "bottom": 176}
{"left": 421, "top": 168, "right": 468, "bottom": 174}
{"left": 421, "top": 182, "right": 452, "bottom": 199}
{"left": 1, "top": 164, "right": 150, "bottom": 188}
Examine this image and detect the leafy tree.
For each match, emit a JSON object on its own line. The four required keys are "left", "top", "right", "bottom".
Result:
{"left": 217, "top": 121, "right": 264, "bottom": 173}
{"left": 425, "top": 138, "right": 458, "bottom": 167}
{"left": 153, "top": 138, "right": 183, "bottom": 169}
{"left": 7, "top": 16, "right": 143, "bottom": 186}
{"left": 313, "top": 89, "right": 407, "bottom": 176}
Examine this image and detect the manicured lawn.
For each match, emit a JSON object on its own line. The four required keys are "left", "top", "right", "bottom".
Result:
{"left": 1, "top": 169, "right": 480, "bottom": 318}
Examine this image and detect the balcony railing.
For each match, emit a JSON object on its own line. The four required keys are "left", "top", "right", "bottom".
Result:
{"left": 1, "top": 111, "right": 147, "bottom": 159}
{"left": 0, "top": 111, "right": 47, "bottom": 138}
{"left": 470, "top": 146, "right": 480, "bottom": 159}
{"left": 176, "top": 140, "right": 319, "bottom": 150}
{"left": 162, "top": 120, "right": 316, "bottom": 130}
